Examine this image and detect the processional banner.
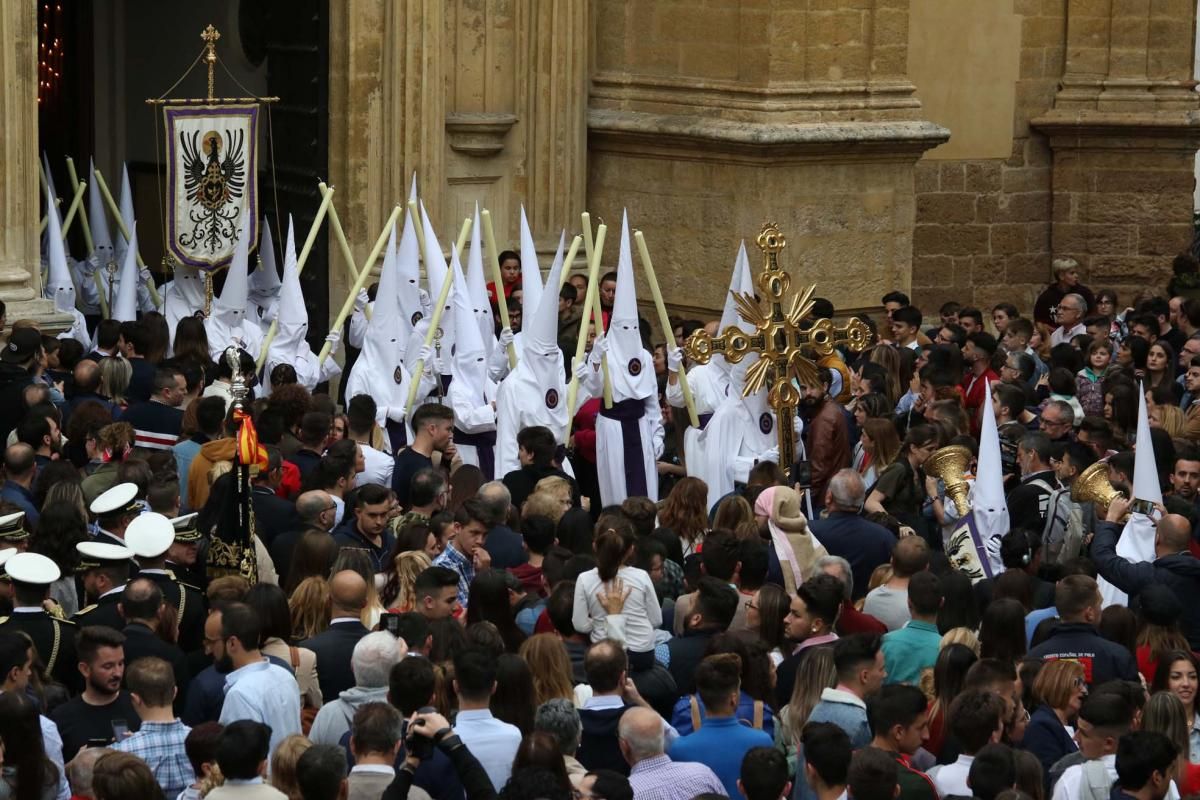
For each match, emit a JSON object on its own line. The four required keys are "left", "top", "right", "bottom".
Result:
{"left": 163, "top": 103, "right": 258, "bottom": 270}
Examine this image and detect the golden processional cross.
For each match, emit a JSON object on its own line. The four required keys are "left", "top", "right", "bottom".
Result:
{"left": 683, "top": 223, "right": 874, "bottom": 475}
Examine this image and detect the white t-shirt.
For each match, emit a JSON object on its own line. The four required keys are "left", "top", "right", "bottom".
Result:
{"left": 572, "top": 565, "right": 661, "bottom": 653}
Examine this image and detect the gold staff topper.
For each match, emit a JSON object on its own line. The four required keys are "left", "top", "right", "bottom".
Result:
{"left": 684, "top": 223, "right": 874, "bottom": 475}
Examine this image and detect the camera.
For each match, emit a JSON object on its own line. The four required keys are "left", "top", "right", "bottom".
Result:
{"left": 404, "top": 706, "right": 439, "bottom": 761}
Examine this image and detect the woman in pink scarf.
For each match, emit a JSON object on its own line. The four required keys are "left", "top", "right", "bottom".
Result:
{"left": 754, "top": 485, "right": 827, "bottom": 594}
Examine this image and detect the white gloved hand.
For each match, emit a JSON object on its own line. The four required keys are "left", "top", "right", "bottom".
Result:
{"left": 758, "top": 447, "right": 780, "bottom": 466}
{"left": 418, "top": 344, "right": 440, "bottom": 375}
{"left": 325, "top": 330, "right": 342, "bottom": 355}
{"left": 793, "top": 414, "right": 804, "bottom": 437}
{"left": 354, "top": 289, "right": 369, "bottom": 312}
{"left": 573, "top": 359, "right": 592, "bottom": 384}
{"left": 138, "top": 268, "right": 153, "bottom": 283}
{"left": 498, "top": 327, "right": 515, "bottom": 349}
{"left": 593, "top": 333, "right": 609, "bottom": 356}
{"left": 667, "top": 346, "right": 684, "bottom": 372}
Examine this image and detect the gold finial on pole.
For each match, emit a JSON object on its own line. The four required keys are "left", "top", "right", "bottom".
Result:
{"left": 203, "top": 271, "right": 214, "bottom": 317}
{"left": 201, "top": 25, "right": 221, "bottom": 101}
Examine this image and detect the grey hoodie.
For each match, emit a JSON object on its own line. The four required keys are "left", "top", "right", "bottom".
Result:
{"left": 308, "top": 685, "right": 389, "bottom": 746}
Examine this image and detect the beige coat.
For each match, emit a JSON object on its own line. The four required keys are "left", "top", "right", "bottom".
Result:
{"left": 260, "top": 637, "right": 322, "bottom": 710}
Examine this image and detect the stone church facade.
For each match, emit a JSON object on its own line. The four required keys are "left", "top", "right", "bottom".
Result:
{"left": 2, "top": 1, "right": 1197, "bottom": 333}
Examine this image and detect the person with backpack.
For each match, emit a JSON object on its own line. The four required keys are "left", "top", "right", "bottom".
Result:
{"left": 1007, "top": 432, "right": 1059, "bottom": 533}
{"left": 1043, "top": 442, "right": 1100, "bottom": 564}
{"left": 1051, "top": 693, "right": 1136, "bottom": 800}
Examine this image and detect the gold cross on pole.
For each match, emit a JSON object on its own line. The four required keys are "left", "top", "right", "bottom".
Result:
{"left": 201, "top": 25, "right": 221, "bottom": 102}
{"left": 684, "top": 222, "right": 874, "bottom": 475}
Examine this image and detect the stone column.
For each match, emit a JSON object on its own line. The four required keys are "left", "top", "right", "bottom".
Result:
{"left": 327, "top": 0, "right": 446, "bottom": 309}
{"left": 586, "top": 0, "right": 949, "bottom": 316}
{"left": 1033, "top": 0, "right": 1200, "bottom": 297}
{"left": 0, "top": 2, "right": 70, "bottom": 331}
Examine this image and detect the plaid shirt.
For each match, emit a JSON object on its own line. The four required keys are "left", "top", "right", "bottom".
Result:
{"left": 112, "top": 719, "right": 194, "bottom": 797}
{"left": 433, "top": 544, "right": 475, "bottom": 610}
{"left": 628, "top": 754, "right": 725, "bottom": 800}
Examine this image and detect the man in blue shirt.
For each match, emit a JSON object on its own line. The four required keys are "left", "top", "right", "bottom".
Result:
{"left": 881, "top": 572, "right": 943, "bottom": 685}
{"left": 0, "top": 444, "right": 39, "bottom": 527}
{"left": 432, "top": 498, "right": 491, "bottom": 611}
{"left": 215, "top": 602, "right": 302, "bottom": 757}
{"left": 667, "top": 653, "right": 772, "bottom": 797}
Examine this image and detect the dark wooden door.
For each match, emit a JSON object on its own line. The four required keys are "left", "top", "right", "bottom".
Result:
{"left": 243, "top": 0, "right": 330, "bottom": 355}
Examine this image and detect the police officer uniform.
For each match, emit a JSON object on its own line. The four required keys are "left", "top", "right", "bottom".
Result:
{"left": 0, "top": 551, "right": 79, "bottom": 691}
{"left": 71, "top": 542, "right": 134, "bottom": 633}
{"left": 0, "top": 511, "right": 30, "bottom": 553}
{"left": 125, "top": 512, "right": 206, "bottom": 654}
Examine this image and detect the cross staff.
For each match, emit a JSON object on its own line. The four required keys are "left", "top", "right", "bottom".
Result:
{"left": 683, "top": 223, "right": 873, "bottom": 476}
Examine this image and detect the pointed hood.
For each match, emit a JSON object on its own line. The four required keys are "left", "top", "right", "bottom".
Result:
{"left": 714, "top": 242, "right": 750, "bottom": 375}
{"left": 114, "top": 164, "right": 136, "bottom": 266}
{"left": 1133, "top": 384, "right": 1163, "bottom": 506}
{"left": 728, "top": 244, "right": 769, "bottom": 420}
{"left": 249, "top": 219, "right": 282, "bottom": 298}
{"left": 419, "top": 201, "right": 455, "bottom": 366}
{"left": 42, "top": 154, "right": 61, "bottom": 223}
{"left": 518, "top": 206, "right": 543, "bottom": 331}
{"left": 394, "top": 202, "right": 422, "bottom": 349}
{"left": 466, "top": 204, "right": 495, "bottom": 356}
{"left": 43, "top": 187, "right": 76, "bottom": 314}
{"left": 271, "top": 217, "right": 309, "bottom": 352}
{"left": 111, "top": 222, "right": 140, "bottom": 323}
{"left": 971, "top": 380, "right": 1009, "bottom": 577}
{"left": 212, "top": 211, "right": 252, "bottom": 327}
{"left": 451, "top": 244, "right": 489, "bottom": 403}
{"left": 87, "top": 159, "right": 114, "bottom": 261}
{"left": 606, "top": 212, "right": 657, "bottom": 402}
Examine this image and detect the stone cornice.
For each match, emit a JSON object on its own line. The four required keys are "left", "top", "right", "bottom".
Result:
{"left": 587, "top": 108, "right": 950, "bottom": 165}
{"left": 1031, "top": 109, "right": 1200, "bottom": 150}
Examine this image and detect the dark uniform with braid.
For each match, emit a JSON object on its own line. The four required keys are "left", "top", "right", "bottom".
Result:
{"left": 0, "top": 547, "right": 81, "bottom": 692}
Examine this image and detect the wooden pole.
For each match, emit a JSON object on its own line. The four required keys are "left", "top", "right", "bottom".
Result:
{"left": 400, "top": 216, "right": 473, "bottom": 415}
{"left": 580, "top": 213, "right": 612, "bottom": 408}
{"left": 59, "top": 181, "right": 86, "bottom": 240}
{"left": 255, "top": 185, "right": 337, "bottom": 369}
{"left": 92, "top": 169, "right": 162, "bottom": 307}
{"left": 565, "top": 224, "right": 607, "bottom": 438}
{"left": 480, "top": 209, "right": 516, "bottom": 368}
{"left": 635, "top": 230, "right": 699, "bottom": 428}
{"left": 64, "top": 158, "right": 94, "bottom": 253}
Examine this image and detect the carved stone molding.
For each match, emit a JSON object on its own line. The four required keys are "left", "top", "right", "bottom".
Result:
{"left": 445, "top": 113, "right": 519, "bottom": 157}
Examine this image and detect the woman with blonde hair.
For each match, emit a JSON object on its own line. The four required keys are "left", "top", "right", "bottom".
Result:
{"left": 518, "top": 634, "right": 577, "bottom": 707}
{"left": 289, "top": 576, "right": 331, "bottom": 641}
{"left": 1142, "top": 691, "right": 1200, "bottom": 794}
{"left": 856, "top": 418, "right": 901, "bottom": 487}
{"left": 868, "top": 344, "right": 903, "bottom": 407}
{"left": 269, "top": 734, "right": 312, "bottom": 800}
{"left": 97, "top": 356, "right": 132, "bottom": 410}
{"left": 380, "top": 550, "right": 433, "bottom": 611}
{"left": 523, "top": 489, "right": 570, "bottom": 524}
{"left": 1151, "top": 403, "right": 1185, "bottom": 439}
{"left": 658, "top": 476, "right": 710, "bottom": 557}
{"left": 1023, "top": 658, "right": 1085, "bottom": 779}
{"left": 712, "top": 494, "right": 754, "bottom": 533}
{"left": 776, "top": 645, "right": 835, "bottom": 774}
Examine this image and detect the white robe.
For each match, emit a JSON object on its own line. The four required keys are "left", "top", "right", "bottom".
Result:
{"left": 265, "top": 347, "right": 341, "bottom": 395}
{"left": 666, "top": 362, "right": 731, "bottom": 475}
{"left": 204, "top": 317, "right": 264, "bottom": 362}
{"left": 695, "top": 395, "right": 779, "bottom": 511}
{"left": 447, "top": 378, "right": 498, "bottom": 478}
{"left": 494, "top": 360, "right": 570, "bottom": 479}
{"left": 582, "top": 350, "right": 664, "bottom": 505}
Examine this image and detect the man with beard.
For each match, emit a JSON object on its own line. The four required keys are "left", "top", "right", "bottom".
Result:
{"left": 49, "top": 625, "right": 141, "bottom": 761}
{"left": 215, "top": 602, "right": 302, "bottom": 756}
{"left": 1170, "top": 447, "right": 1200, "bottom": 517}
{"left": 15, "top": 404, "right": 61, "bottom": 472}
{"left": 71, "top": 541, "right": 135, "bottom": 633}
{"left": 181, "top": 601, "right": 293, "bottom": 726}
{"left": 775, "top": 573, "right": 844, "bottom": 709}
{"left": 800, "top": 369, "right": 850, "bottom": 512}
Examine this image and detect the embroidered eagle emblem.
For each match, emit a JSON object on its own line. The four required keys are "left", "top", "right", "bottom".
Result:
{"left": 179, "top": 129, "right": 246, "bottom": 256}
